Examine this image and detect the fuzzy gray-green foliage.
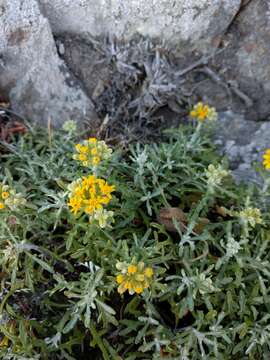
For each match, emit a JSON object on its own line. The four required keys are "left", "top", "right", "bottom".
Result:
{"left": 0, "top": 123, "right": 269, "bottom": 359}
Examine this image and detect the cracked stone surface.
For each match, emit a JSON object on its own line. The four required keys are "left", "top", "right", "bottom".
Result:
{"left": 38, "top": 0, "right": 241, "bottom": 52}
{"left": 0, "top": 0, "right": 98, "bottom": 127}
{"left": 215, "top": 0, "right": 270, "bottom": 120}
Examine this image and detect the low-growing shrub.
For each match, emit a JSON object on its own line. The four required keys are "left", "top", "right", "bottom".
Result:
{"left": 0, "top": 110, "right": 270, "bottom": 359}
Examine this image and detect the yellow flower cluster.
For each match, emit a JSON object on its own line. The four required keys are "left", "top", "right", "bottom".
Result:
{"left": 67, "top": 175, "right": 115, "bottom": 227}
{"left": 190, "top": 102, "right": 218, "bottom": 122}
{"left": 116, "top": 261, "right": 154, "bottom": 295}
{"left": 263, "top": 149, "right": 270, "bottom": 170}
{"left": 238, "top": 207, "right": 262, "bottom": 228}
{"left": 0, "top": 183, "right": 26, "bottom": 211}
{"left": 73, "top": 137, "right": 112, "bottom": 167}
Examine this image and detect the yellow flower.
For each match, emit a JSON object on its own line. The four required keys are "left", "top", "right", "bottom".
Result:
{"left": 116, "top": 274, "right": 124, "bottom": 284}
{"left": 75, "top": 144, "right": 82, "bottom": 153}
{"left": 0, "top": 183, "right": 26, "bottom": 211}
{"left": 124, "top": 281, "right": 132, "bottom": 290}
{"left": 84, "top": 198, "right": 102, "bottom": 214}
{"left": 78, "top": 153, "right": 87, "bottom": 161}
{"left": 263, "top": 149, "right": 270, "bottom": 169}
{"left": 134, "top": 286, "right": 143, "bottom": 294}
{"left": 73, "top": 138, "right": 112, "bottom": 168}
{"left": 67, "top": 175, "right": 115, "bottom": 225}
{"left": 128, "top": 265, "right": 137, "bottom": 274}
{"left": 80, "top": 146, "right": 88, "bottom": 154}
{"left": 190, "top": 102, "right": 218, "bottom": 122}
{"left": 145, "top": 267, "right": 154, "bottom": 278}
{"left": 68, "top": 197, "right": 83, "bottom": 215}
{"left": 92, "top": 156, "right": 101, "bottom": 166}
{"left": 116, "top": 261, "right": 154, "bottom": 295}
{"left": 1, "top": 191, "right": 9, "bottom": 199}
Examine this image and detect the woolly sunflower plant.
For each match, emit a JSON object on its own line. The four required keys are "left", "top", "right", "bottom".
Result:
{"left": 1, "top": 107, "right": 270, "bottom": 359}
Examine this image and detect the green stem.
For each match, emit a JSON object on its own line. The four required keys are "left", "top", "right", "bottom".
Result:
{"left": 187, "top": 122, "right": 202, "bottom": 149}
{"left": 90, "top": 323, "right": 110, "bottom": 360}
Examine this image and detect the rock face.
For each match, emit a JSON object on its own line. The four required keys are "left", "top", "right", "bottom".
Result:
{"left": 1, "top": 0, "right": 270, "bottom": 138}
{"left": 38, "top": 0, "right": 241, "bottom": 52}
{"left": 214, "top": 112, "right": 270, "bottom": 184}
{"left": 37, "top": 0, "right": 270, "bottom": 123}
{"left": 0, "top": 0, "right": 97, "bottom": 127}
{"left": 217, "top": 0, "right": 270, "bottom": 120}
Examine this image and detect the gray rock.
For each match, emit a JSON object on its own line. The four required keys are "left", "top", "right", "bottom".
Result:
{"left": 214, "top": 111, "right": 270, "bottom": 183}
{"left": 0, "top": 0, "right": 98, "bottom": 127}
{"left": 56, "top": 35, "right": 111, "bottom": 102}
{"left": 39, "top": 0, "right": 270, "bottom": 123}
{"left": 209, "top": 0, "right": 270, "bottom": 120}
{"left": 38, "top": 0, "right": 241, "bottom": 53}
